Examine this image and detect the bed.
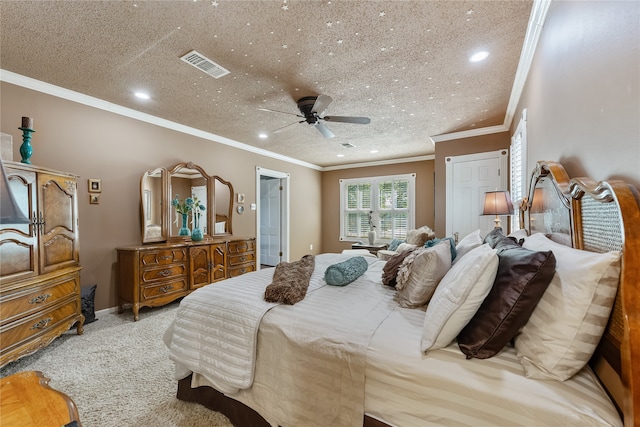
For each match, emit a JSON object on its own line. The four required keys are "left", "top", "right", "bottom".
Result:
{"left": 163, "top": 160, "right": 639, "bottom": 427}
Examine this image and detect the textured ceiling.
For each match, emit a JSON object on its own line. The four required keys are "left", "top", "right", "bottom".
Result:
{"left": 0, "top": 1, "right": 532, "bottom": 168}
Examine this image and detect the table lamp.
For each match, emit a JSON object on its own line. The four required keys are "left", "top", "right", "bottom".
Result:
{"left": 482, "top": 190, "right": 514, "bottom": 229}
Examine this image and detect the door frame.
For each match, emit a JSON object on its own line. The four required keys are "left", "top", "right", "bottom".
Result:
{"left": 255, "top": 166, "right": 290, "bottom": 268}
{"left": 445, "top": 149, "right": 509, "bottom": 239}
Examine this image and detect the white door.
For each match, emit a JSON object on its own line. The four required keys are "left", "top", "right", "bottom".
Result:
{"left": 256, "top": 167, "right": 290, "bottom": 268}
{"left": 446, "top": 150, "right": 509, "bottom": 241}
{"left": 260, "top": 177, "right": 281, "bottom": 267}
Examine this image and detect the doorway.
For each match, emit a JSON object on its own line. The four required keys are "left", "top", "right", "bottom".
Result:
{"left": 445, "top": 150, "right": 509, "bottom": 241}
{"left": 256, "top": 167, "right": 290, "bottom": 268}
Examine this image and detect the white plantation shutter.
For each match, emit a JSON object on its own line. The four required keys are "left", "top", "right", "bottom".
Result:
{"left": 510, "top": 109, "right": 527, "bottom": 233}
{"left": 340, "top": 174, "right": 415, "bottom": 242}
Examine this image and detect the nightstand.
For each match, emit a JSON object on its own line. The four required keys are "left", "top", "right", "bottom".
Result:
{"left": 351, "top": 243, "right": 388, "bottom": 255}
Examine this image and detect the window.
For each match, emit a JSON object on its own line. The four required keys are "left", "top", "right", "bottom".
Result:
{"left": 510, "top": 108, "right": 527, "bottom": 233}
{"left": 339, "top": 174, "right": 415, "bottom": 242}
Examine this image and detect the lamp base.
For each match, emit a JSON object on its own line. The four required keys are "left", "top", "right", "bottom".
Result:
{"left": 493, "top": 215, "right": 502, "bottom": 229}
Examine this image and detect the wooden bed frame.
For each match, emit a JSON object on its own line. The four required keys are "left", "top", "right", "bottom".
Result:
{"left": 176, "top": 160, "right": 640, "bottom": 427}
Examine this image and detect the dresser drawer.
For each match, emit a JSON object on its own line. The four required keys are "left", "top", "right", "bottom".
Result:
{"left": 139, "top": 249, "right": 187, "bottom": 267}
{"left": 0, "top": 276, "right": 79, "bottom": 325}
{"left": 140, "top": 278, "right": 188, "bottom": 301}
{"left": 0, "top": 298, "right": 80, "bottom": 353}
{"left": 228, "top": 251, "right": 256, "bottom": 267}
{"left": 140, "top": 264, "right": 187, "bottom": 284}
{"left": 228, "top": 240, "right": 255, "bottom": 255}
{"left": 228, "top": 264, "right": 256, "bottom": 278}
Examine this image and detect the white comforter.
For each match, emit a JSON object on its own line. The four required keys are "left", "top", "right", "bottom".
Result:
{"left": 164, "top": 253, "right": 393, "bottom": 426}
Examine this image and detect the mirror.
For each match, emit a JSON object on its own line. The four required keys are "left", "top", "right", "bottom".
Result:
{"left": 140, "top": 162, "right": 234, "bottom": 243}
{"left": 168, "top": 162, "right": 211, "bottom": 239}
{"left": 140, "top": 167, "right": 168, "bottom": 243}
{"left": 214, "top": 175, "right": 233, "bottom": 235}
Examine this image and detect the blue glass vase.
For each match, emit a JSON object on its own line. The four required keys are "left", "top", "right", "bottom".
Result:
{"left": 191, "top": 213, "right": 203, "bottom": 241}
{"left": 178, "top": 213, "right": 190, "bottom": 236}
{"left": 191, "top": 227, "right": 203, "bottom": 241}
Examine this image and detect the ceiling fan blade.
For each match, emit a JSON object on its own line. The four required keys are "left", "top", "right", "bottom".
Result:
{"left": 311, "top": 95, "right": 333, "bottom": 115}
{"left": 323, "top": 115, "right": 371, "bottom": 124}
{"left": 257, "top": 107, "right": 302, "bottom": 117}
{"left": 272, "top": 121, "right": 304, "bottom": 134}
{"left": 315, "top": 122, "right": 335, "bottom": 138}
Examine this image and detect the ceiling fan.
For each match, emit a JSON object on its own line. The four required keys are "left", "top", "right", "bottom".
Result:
{"left": 258, "top": 95, "right": 371, "bottom": 138}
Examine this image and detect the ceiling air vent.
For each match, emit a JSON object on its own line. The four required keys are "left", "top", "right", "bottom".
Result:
{"left": 341, "top": 143, "right": 356, "bottom": 148}
{"left": 180, "top": 50, "right": 230, "bottom": 79}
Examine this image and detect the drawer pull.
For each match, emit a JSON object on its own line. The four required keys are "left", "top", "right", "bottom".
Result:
{"left": 157, "top": 269, "right": 172, "bottom": 277}
{"left": 159, "top": 285, "right": 173, "bottom": 293}
{"left": 29, "top": 294, "right": 51, "bottom": 304}
{"left": 159, "top": 255, "right": 172, "bottom": 261}
{"left": 238, "top": 256, "right": 246, "bottom": 262}
{"left": 31, "top": 317, "right": 52, "bottom": 330}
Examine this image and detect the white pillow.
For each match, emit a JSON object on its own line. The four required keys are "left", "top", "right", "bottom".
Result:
{"left": 421, "top": 243, "right": 498, "bottom": 352}
{"left": 515, "top": 233, "right": 621, "bottom": 381}
{"left": 454, "top": 229, "right": 482, "bottom": 261}
{"left": 396, "top": 241, "right": 452, "bottom": 308}
{"left": 214, "top": 221, "right": 226, "bottom": 234}
{"left": 508, "top": 228, "right": 528, "bottom": 243}
{"left": 396, "top": 242, "right": 417, "bottom": 253}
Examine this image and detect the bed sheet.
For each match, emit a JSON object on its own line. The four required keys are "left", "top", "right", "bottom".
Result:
{"left": 364, "top": 306, "right": 623, "bottom": 427}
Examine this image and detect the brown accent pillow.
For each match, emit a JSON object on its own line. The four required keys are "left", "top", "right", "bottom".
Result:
{"left": 457, "top": 236, "right": 556, "bottom": 359}
{"left": 381, "top": 248, "right": 416, "bottom": 287}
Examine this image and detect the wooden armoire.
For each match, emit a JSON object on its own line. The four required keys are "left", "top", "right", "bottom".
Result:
{"left": 0, "top": 161, "right": 84, "bottom": 368}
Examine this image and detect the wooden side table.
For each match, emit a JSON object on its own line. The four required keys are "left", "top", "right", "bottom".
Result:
{"left": 0, "top": 371, "right": 81, "bottom": 427}
{"left": 351, "top": 243, "right": 388, "bottom": 255}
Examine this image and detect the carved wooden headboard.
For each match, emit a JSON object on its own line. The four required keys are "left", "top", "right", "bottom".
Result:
{"left": 521, "top": 160, "right": 640, "bottom": 426}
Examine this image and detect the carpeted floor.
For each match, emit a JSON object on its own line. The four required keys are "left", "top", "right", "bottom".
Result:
{"left": 0, "top": 302, "right": 233, "bottom": 427}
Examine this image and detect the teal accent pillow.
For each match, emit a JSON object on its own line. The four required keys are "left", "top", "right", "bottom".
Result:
{"left": 324, "top": 256, "right": 369, "bottom": 286}
{"left": 425, "top": 237, "right": 457, "bottom": 261}
{"left": 387, "top": 238, "right": 405, "bottom": 251}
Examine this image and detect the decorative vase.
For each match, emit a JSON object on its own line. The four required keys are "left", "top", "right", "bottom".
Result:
{"left": 178, "top": 213, "right": 190, "bottom": 236}
{"left": 368, "top": 229, "right": 377, "bottom": 245}
{"left": 191, "top": 227, "right": 203, "bottom": 241}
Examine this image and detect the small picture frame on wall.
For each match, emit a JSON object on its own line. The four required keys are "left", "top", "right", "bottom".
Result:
{"left": 88, "top": 179, "right": 102, "bottom": 193}
{"left": 90, "top": 194, "right": 100, "bottom": 205}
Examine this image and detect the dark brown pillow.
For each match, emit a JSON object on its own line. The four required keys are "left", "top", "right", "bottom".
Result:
{"left": 381, "top": 248, "right": 416, "bottom": 287}
{"left": 457, "top": 236, "right": 556, "bottom": 359}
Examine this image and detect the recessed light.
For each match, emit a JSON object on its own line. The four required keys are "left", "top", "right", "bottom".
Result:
{"left": 469, "top": 51, "right": 489, "bottom": 62}
{"left": 258, "top": 133, "right": 268, "bottom": 139}
{"left": 370, "top": 150, "right": 379, "bottom": 154}
{"left": 337, "top": 154, "right": 345, "bottom": 158}
{"left": 134, "top": 92, "right": 150, "bottom": 100}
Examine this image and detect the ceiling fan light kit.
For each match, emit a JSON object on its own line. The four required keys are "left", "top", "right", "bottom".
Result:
{"left": 260, "top": 94, "right": 371, "bottom": 139}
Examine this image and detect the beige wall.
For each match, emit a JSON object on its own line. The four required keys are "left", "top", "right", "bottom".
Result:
{"left": 321, "top": 160, "right": 435, "bottom": 254}
{"left": 433, "top": 133, "right": 511, "bottom": 236}
{"left": 1, "top": 82, "right": 322, "bottom": 311}
{"left": 3, "top": 0, "right": 638, "bottom": 311}
{"left": 512, "top": 0, "right": 640, "bottom": 187}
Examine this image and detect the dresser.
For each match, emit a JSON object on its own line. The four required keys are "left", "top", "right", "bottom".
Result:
{"left": 0, "top": 162, "right": 83, "bottom": 368}
{"left": 117, "top": 237, "right": 255, "bottom": 320}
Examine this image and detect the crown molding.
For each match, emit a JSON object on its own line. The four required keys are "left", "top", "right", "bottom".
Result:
{"left": 322, "top": 154, "right": 436, "bottom": 171}
{"left": 0, "top": 69, "right": 323, "bottom": 171}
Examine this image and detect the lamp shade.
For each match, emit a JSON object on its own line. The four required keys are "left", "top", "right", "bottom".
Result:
{"left": 482, "top": 191, "right": 514, "bottom": 216}
{"left": 0, "top": 158, "right": 31, "bottom": 224}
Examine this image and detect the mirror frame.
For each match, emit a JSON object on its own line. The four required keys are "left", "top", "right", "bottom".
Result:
{"left": 140, "top": 161, "right": 234, "bottom": 243}
{"left": 140, "top": 167, "right": 168, "bottom": 243}
{"left": 213, "top": 175, "right": 234, "bottom": 236}
{"left": 167, "top": 162, "right": 213, "bottom": 241}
